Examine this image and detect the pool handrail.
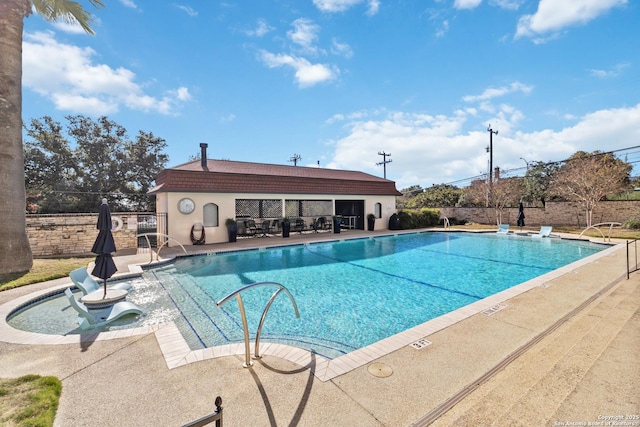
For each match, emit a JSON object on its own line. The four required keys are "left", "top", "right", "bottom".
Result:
{"left": 137, "top": 232, "right": 189, "bottom": 263}
{"left": 216, "top": 282, "right": 300, "bottom": 368}
{"left": 577, "top": 222, "right": 621, "bottom": 242}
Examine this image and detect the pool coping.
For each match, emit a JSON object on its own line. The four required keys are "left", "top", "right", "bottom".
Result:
{"left": 0, "top": 233, "right": 622, "bottom": 382}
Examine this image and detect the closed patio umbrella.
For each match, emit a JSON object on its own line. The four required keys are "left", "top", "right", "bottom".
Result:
{"left": 517, "top": 201, "right": 526, "bottom": 229}
{"left": 91, "top": 199, "right": 118, "bottom": 297}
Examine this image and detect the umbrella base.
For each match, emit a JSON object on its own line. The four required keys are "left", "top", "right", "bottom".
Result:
{"left": 81, "top": 289, "right": 128, "bottom": 310}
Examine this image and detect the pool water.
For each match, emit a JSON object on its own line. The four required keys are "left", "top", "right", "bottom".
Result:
{"left": 8, "top": 232, "right": 606, "bottom": 359}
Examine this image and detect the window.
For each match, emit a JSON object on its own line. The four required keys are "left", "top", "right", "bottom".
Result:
{"left": 235, "top": 199, "right": 281, "bottom": 218}
{"left": 375, "top": 203, "right": 382, "bottom": 218}
{"left": 203, "top": 203, "right": 219, "bottom": 227}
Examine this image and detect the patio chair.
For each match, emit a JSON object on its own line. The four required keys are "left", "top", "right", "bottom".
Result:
{"left": 259, "top": 220, "right": 272, "bottom": 237}
{"left": 244, "top": 219, "right": 258, "bottom": 236}
{"left": 294, "top": 218, "right": 305, "bottom": 233}
{"left": 70, "top": 267, "right": 132, "bottom": 296}
{"left": 496, "top": 224, "right": 510, "bottom": 234}
{"left": 64, "top": 288, "right": 144, "bottom": 330}
{"left": 532, "top": 226, "right": 553, "bottom": 238}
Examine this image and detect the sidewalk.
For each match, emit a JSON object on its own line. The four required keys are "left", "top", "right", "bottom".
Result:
{"left": 0, "top": 231, "right": 637, "bottom": 426}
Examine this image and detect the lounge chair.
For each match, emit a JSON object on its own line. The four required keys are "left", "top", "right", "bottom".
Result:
{"left": 532, "top": 226, "right": 553, "bottom": 238}
{"left": 70, "top": 267, "right": 133, "bottom": 296}
{"left": 64, "top": 288, "right": 144, "bottom": 330}
{"left": 496, "top": 224, "right": 510, "bottom": 234}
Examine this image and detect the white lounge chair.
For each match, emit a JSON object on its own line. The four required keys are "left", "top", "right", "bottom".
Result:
{"left": 496, "top": 224, "right": 510, "bottom": 234}
{"left": 64, "top": 288, "right": 144, "bottom": 330}
{"left": 70, "top": 267, "right": 132, "bottom": 296}
{"left": 532, "top": 226, "right": 553, "bottom": 238}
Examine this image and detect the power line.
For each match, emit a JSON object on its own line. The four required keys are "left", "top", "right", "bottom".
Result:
{"left": 441, "top": 144, "right": 640, "bottom": 187}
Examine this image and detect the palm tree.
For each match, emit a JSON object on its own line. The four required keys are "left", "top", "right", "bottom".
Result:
{"left": 0, "top": 0, "right": 103, "bottom": 276}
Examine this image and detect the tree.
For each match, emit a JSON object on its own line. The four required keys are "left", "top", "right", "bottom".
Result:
{"left": 24, "top": 116, "right": 168, "bottom": 213}
{"left": 24, "top": 116, "right": 78, "bottom": 213}
{"left": 550, "top": 151, "right": 632, "bottom": 227}
{"left": 523, "top": 161, "right": 559, "bottom": 207}
{"left": 124, "top": 131, "right": 169, "bottom": 211}
{"left": 0, "top": 0, "right": 103, "bottom": 275}
{"left": 404, "top": 184, "right": 463, "bottom": 208}
{"left": 463, "top": 176, "right": 524, "bottom": 224}
{"left": 396, "top": 185, "right": 423, "bottom": 209}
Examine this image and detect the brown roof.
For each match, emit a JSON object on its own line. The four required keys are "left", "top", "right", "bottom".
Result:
{"left": 150, "top": 159, "right": 401, "bottom": 196}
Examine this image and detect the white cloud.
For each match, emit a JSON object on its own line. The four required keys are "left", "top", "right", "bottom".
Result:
{"left": 288, "top": 18, "right": 320, "bottom": 53}
{"left": 50, "top": 20, "right": 89, "bottom": 34}
{"left": 219, "top": 114, "right": 236, "bottom": 123}
{"left": 22, "top": 31, "right": 190, "bottom": 116}
{"left": 324, "top": 103, "right": 640, "bottom": 189}
{"left": 258, "top": 50, "right": 337, "bottom": 88}
{"left": 366, "top": 0, "right": 380, "bottom": 16}
{"left": 435, "top": 20, "right": 449, "bottom": 38}
{"left": 463, "top": 81, "right": 533, "bottom": 103}
{"left": 515, "top": 0, "right": 627, "bottom": 40}
{"left": 331, "top": 38, "right": 353, "bottom": 58}
{"left": 175, "top": 4, "right": 198, "bottom": 17}
{"left": 313, "top": 0, "right": 380, "bottom": 15}
{"left": 588, "top": 63, "right": 629, "bottom": 78}
{"left": 119, "top": 0, "right": 138, "bottom": 9}
{"left": 490, "top": 0, "right": 524, "bottom": 10}
{"left": 246, "top": 19, "right": 274, "bottom": 37}
{"left": 453, "top": 0, "right": 482, "bottom": 10}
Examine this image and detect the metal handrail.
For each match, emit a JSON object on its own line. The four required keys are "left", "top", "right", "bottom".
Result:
{"left": 577, "top": 222, "right": 621, "bottom": 242}
{"left": 627, "top": 238, "right": 639, "bottom": 280}
{"left": 137, "top": 232, "right": 189, "bottom": 263}
{"left": 216, "top": 282, "right": 300, "bottom": 368}
{"left": 182, "top": 396, "right": 223, "bottom": 427}
{"left": 442, "top": 217, "right": 450, "bottom": 229}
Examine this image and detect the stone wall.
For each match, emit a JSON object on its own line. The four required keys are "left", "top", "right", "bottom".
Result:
{"left": 439, "top": 200, "right": 640, "bottom": 227}
{"left": 26, "top": 213, "right": 139, "bottom": 257}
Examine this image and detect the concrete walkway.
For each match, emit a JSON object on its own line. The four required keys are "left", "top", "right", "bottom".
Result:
{"left": 0, "top": 230, "right": 638, "bottom": 426}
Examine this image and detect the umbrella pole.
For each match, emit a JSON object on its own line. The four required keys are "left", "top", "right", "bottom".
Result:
{"left": 103, "top": 279, "right": 107, "bottom": 298}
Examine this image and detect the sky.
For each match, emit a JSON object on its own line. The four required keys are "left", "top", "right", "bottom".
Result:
{"left": 21, "top": 0, "right": 640, "bottom": 191}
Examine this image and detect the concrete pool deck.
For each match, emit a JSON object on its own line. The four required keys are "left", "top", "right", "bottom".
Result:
{"left": 0, "top": 229, "right": 638, "bottom": 426}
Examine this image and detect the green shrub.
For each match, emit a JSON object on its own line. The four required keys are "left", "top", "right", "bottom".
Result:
{"left": 397, "top": 209, "right": 440, "bottom": 229}
{"left": 623, "top": 218, "right": 640, "bottom": 229}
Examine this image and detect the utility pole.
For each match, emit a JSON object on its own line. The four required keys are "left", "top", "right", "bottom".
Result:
{"left": 376, "top": 151, "right": 392, "bottom": 179}
{"left": 289, "top": 154, "right": 301, "bottom": 166}
{"left": 487, "top": 125, "right": 498, "bottom": 187}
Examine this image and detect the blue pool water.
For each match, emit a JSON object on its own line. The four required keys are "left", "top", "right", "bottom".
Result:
{"left": 7, "top": 232, "right": 607, "bottom": 359}
{"left": 148, "top": 232, "right": 605, "bottom": 358}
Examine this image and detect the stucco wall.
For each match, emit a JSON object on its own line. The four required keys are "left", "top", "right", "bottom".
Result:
{"left": 439, "top": 200, "right": 640, "bottom": 226}
{"left": 161, "top": 192, "right": 398, "bottom": 246}
{"left": 26, "top": 213, "right": 139, "bottom": 257}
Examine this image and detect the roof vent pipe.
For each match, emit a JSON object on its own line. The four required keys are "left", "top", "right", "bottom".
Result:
{"left": 200, "top": 143, "right": 208, "bottom": 167}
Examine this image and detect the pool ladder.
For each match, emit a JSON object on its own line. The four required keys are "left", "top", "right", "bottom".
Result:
{"left": 216, "top": 282, "right": 300, "bottom": 368}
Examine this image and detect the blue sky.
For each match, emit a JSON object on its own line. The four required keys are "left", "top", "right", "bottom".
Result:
{"left": 22, "top": 0, "right": 640, "bottom": 190}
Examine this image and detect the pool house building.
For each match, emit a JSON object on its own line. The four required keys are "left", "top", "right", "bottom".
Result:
{"left": 150, "top": 144, "right": 402, "bottom": 245}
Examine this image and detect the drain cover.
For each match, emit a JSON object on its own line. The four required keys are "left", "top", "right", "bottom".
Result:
{"left": 368, "top": 362, "right": 393, "bottom": 378}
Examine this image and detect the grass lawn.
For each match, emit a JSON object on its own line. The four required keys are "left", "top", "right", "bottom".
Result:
{"left": 0, "top": 375, "right": 62, "bottom": 427}
{"left": 0, "top": 258, "right": 90, "bottom": 292}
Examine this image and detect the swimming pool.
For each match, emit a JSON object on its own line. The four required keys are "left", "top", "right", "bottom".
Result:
{"left": 7, "top": 232, "right": 607, "bottom": 359}
{"left": 148, "top": 232, "right": 605, "bottom": 358}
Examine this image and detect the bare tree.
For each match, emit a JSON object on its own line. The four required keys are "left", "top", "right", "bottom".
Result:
{"left": 551, "top": 151, "right": 631, "bottom": 227}
{"left": 463, "top": 176, "right": 524, "bottom": 224}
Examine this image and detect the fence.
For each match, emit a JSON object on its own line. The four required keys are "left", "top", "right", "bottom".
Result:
{"left": 438, "top": 200, "right": 640, "bottom": 227}
{"left": 628, "top": 239, "right": 639, "bottom": 280}
{"left": 26, "top": 212, "right": 165, "bottom": 257}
